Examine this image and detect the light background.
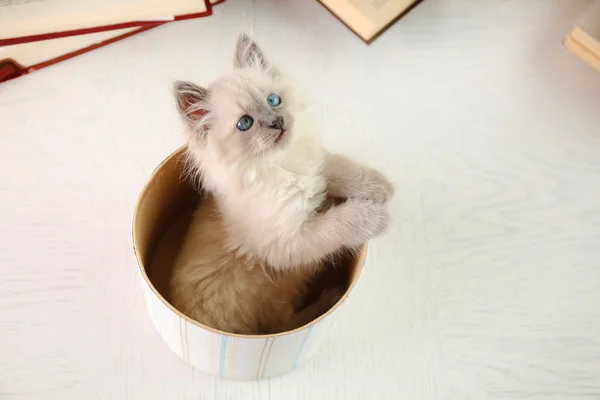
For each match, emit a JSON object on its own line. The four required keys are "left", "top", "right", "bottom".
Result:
{"left": 1, "top": 0, "right": 600, "bottom": 398}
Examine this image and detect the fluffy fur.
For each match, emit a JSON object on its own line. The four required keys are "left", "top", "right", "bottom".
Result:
{"left": 169, "top": 34, "right": 394, "bottom": 334}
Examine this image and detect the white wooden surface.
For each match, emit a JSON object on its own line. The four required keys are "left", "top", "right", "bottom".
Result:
{"left": 2, "top": 0, "right": 600, "bottom": 398}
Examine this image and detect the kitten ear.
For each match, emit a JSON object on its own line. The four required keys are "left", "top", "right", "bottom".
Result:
{"left": 234, "top": 34, "right": 269, "bottom": 69}
{"left": 174, "top": 81, "right": 210, "bottom": 125}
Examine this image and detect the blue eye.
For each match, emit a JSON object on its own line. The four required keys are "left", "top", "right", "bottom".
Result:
{"left": 267, "top": 94, "right": 281, "bottom": 107}
{"left": 236, "top": 115, "right": 254, "bottom": 131}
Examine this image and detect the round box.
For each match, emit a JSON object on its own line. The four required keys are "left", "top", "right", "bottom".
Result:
{"left": 132, "top": 146, "right": 368, "bottom": 380}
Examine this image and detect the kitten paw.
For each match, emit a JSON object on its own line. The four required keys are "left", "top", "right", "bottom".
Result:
{"left": 363, "top": 168, "right": 394, "bottom": 203}
{"left": 337, "top": 199, "right": 390, "bottom": 244}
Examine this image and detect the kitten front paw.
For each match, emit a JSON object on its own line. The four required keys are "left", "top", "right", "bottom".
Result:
{"left": 338, "top": 199, "right": 390, "bottom": 245}
{"left": 362, "top": 168, "right": 394, "bottom": 204}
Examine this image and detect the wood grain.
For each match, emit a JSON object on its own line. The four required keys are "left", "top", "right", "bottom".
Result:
{"left": 1, "top": 0, "right": 600, "bottom": 398}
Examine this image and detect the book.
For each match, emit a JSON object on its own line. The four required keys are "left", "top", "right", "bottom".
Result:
{"left": 318, "top": 0, "right": 422, "bottom": 43}
{"left": 0, "top": 25, "right": 162, "bottom": 82}
{"left": 564, "top": 0, "right": 600, "bottom": 73}
{"left": 0, "top": 0, "right": 213, "bottom": 46}
{"left": 0, "top": 0, "right": 223, "bottom": 83}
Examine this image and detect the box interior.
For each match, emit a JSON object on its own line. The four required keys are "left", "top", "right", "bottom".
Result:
{"left": 133, "top": 147, "right": 367, "bottom": 333}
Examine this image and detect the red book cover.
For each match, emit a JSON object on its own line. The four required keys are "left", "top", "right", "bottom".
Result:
{"left": 0, "top": 0, "right": 217, "bottom": 46}
{"left": 0, "top": 0, "right": 224, "bottom": 83}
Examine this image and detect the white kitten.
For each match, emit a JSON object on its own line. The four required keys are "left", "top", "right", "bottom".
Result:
{"left": 169, "top": 34, "right": 393, "bottom": 334}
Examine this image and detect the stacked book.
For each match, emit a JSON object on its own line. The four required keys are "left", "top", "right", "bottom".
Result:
{"left": 0, "top": 0, "right": 224, "bottom": 83}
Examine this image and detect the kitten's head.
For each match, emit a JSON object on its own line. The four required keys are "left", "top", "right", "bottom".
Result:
{"left": 174, "top": 34, "right": 304, "bottom": 161}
